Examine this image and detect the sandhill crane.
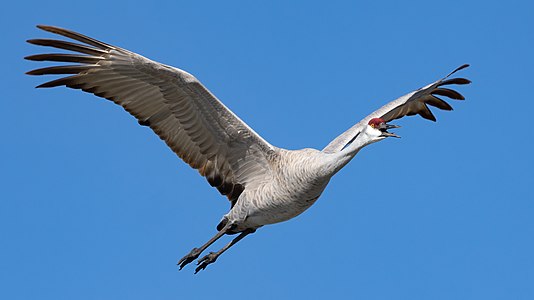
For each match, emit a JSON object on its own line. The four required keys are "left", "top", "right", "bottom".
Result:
{"left": 26, "top": 25, "right": 470, "bottom": 273}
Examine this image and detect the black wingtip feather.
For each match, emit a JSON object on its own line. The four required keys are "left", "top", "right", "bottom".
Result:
{"left": 35, "top": 25, "right": 112, "bottom": 50}
{"left": 432, "top": 88, "right": 465, "bottom": 100}
{"left": 35, "top": 83, "right": 53, "bottom": 88}
{"left": 25, "top": 53, "right": 102, "bottom": 64}
{"left": 456, "top": 63, "right": 470, "bottom": 71}
{"left": 26, "top": 65, "right": 95, "bottom": 76}
{"left": 426, "top": 95, "right": 454, "bottom": 111}
{"left": 446, "top": 64, "right": 470, "bottom": 77}
{"left": 26, "top": 39, "right": 106, "bottom": 56}
{"left": 440, "top": 78, "right": 471, "bottom": 86}
{"left": 33, "top": 75, "right": 79, "bottom": 88}
{"left": 420, "top": 104, "right": 437, "bottom": 121}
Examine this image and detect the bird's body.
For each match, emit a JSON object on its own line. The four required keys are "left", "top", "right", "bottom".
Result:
{"left": 226, "top": 148, "right": 331, "bottom": 231}
{"left": 26, "top": 25, "right": 470, "bottom": 273}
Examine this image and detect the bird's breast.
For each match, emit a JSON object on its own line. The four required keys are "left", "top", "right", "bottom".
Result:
{"left": 240, "top": 180, "right": 329, "bottom": 228}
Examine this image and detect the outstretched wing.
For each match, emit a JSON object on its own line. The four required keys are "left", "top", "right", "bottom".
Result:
{"left": 323, "top": 65, "right": 470, "bottom": 153}
{"left": 26, "top": 25, "right": 277, "bottom": 205}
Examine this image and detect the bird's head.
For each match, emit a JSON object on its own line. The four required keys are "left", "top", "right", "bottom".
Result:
{"left": 366, "top": 118, "right": 401, "bottom": 140}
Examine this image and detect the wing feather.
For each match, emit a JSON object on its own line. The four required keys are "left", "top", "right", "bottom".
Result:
{"left": 27, "top": 39, "right": 107, "bottom": 55}
{"left": 26, "top": 25, "right": 277, "bottom": 205}
{"left": 323, "top": 65, "right": 470, "bottom": 153}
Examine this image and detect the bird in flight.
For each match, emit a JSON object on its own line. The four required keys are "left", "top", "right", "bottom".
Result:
{"left": 26, "top": 25, "right": 470, "bottom": 273}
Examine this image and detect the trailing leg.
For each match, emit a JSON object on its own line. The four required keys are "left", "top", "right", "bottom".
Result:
{"left": 195, "top": 228, "right": 256, "bottom": 274}
{"left": 177, "top": 222, "right": 232, "bottom": 270}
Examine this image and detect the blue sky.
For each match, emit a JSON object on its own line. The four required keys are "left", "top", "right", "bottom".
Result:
{"left": 2, "top": 1, "right": 533, "bottom": 299}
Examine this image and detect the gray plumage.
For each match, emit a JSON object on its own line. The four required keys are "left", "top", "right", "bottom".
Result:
{"left": 26, "top": 25, "right": 470, "bottom": 273}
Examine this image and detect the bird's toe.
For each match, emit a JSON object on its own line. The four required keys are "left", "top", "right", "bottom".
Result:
{"left": 177, "top": 247, "right": 202, "bottom": 270}
{"left": 194, "top": 252, "right": 219, "bottom": 274}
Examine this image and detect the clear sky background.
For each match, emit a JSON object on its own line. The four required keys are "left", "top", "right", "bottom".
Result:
{"left": 2, "top": 1, "right": 533, "bottom": 299}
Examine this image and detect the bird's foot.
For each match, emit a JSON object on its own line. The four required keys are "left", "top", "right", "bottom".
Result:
{"left": 195, "top": 252, "right": 219, "bottom": 274}
{"left": 177, "top": 247, "right": 202, "bottom": 270}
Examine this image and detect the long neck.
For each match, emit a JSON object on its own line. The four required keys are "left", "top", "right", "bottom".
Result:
{"left": 325, "top": 130, "right": 378, "bottom": 175}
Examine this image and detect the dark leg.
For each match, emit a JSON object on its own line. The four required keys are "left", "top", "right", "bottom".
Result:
{"left": 177, "top": 223, "right": 231, "bottom": 270}
{"left": 195, "top": 228, "right": 256, "bottom": 274}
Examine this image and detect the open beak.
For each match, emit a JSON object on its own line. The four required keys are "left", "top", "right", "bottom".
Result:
{"left": 380, "top": 123, "right": 401, "bottom": 138}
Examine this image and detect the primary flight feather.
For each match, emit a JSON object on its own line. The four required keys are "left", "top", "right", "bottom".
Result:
{"left": 26, "top": 25, "right": 470, "bottom": 273}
